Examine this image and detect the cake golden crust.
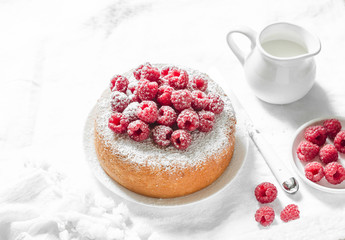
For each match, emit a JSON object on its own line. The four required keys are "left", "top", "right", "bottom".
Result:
{"left": 95, "top": 126, "right": 235, "bottom": 198}
{"left": 94, "top": 64, "right": 236, "bottom": 198}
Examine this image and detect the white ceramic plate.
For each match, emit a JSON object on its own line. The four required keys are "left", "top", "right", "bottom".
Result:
{"left": 291, "top": 117, "right": 345, "bottom": 194}
{"left": 83, "top": 105, "right": 248, "bottom": 207}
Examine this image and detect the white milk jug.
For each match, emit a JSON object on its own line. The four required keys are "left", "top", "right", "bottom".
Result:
{"left": 226, "top": 22, "right": 321, "bottom": 104}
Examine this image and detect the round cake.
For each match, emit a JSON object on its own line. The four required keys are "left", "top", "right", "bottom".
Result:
{"left": 94, "top": 63, "right": 236, "bottom": 198}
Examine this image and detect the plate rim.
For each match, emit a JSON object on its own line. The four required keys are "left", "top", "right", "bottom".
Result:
{"left": 83, "top": 105, "right": 249, "bottom": 208}
{"left": 290, "top": 116, "right": 345, "bottom": 194}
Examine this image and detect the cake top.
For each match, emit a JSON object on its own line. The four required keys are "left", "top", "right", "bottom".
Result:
{"left": 95, "top": 63, "right": 236, "bottom": 171}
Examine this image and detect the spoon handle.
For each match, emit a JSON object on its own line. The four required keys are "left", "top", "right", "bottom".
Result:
{"left": 249, "top": 129, "right": 299, "bottom": 194}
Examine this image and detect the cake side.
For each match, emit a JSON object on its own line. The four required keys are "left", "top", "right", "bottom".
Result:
{"left": 94, "top": 123, "right": 235, "bottom": 198}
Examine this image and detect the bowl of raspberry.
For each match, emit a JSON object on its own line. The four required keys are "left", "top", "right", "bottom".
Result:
{"left": 291, "top": 117, "right": 345, "bottom": 193}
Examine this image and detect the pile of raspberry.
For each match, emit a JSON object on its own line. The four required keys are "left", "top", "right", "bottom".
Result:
{"left": 107, "top": 62, "right": 225, "bottom": 150}
{"left": 254, "top": 182, "right": 300, "bottom": 227}
{"left": 296, "top": 119, "right": 345, "bottom": 185}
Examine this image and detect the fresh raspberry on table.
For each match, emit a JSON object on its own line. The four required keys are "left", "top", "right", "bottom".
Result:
{"left": 189, "top": 75, "right": 208, "bottom": 92}
{"left": 137, "top": 101, "right": 158, "bottom": 124}
{"left": 296, "top": 141, "right": 320, "bottom": 162}
{"left": 319, "top": 144, "right": 338, "bottom": 164}
{"left": 108, "top": 113, "right": 129, "bottom": 134}
{"left": 205, "top": 93, "right": 224, "bottom": 114}
{"left": 177, "top": 109, "right": 200, "bottom": 131}
{"left": 140, "top": 64, "right": 160, "bottom": 82}
{"left": 324, "top": 162, "right": 345, "bottom": 185}
{"left": 334, "top": 130, "right": 345, "bottom": 153}
{"left": 122, "top": 102, "right": 139, "bottom": 122}
{"left": 304, "top": 125, "right": 327, "bottom": 146}
{"left": 110, "top": 75, "right": 129, "bottom": 93}
{"left": 152, "top": 125, "right": 173, "bottom": 147}
{"left": 127, "top": 120, "right": 150, "bottom": 142}
{"left": 191, "top": 90, "right": 208, "bottom": 111}
{"left": 254, "top": 206, "right": 275, "bottom": 227}
{"left": 171, "top": 89, "right": 192, "bottom": 111}
{"left": 165, "top": 67, "right": 189, "bottom": 89}
{"left": 137, "top": 79, "right": 158, "bottom": 101}
{"left": 198, "top": 110, "right": 215, "bottom": 132}
{"left": 157, "top": 106, "right": 177, "bottom": 127}
{"left": 110, "top": 91, "right": 130, "bottom": 113}
{"left": 157, "top": 85, "right": 174, "bottom": 106}
{"left": 305, "top": 162, "right": 324, "bottom": 183}
{"left": 280, "top": 204, "right": 300, "bottom": 222}
{"left": 323, "top": 119, "right": 342, "bottom": 139}
{"left": 254, "top": 182, "right": 278, "bottom": 204}
{"left": 171, "top": 130, "right": 192, "bottom": 150}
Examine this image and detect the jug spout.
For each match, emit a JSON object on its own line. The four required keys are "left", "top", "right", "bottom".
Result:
{"left": 258, "top": 22, "right": 321, "bottom": 61}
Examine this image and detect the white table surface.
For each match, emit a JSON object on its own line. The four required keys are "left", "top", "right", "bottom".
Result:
{"left": 1, "top": 0, "right": 345, "bottom": 239}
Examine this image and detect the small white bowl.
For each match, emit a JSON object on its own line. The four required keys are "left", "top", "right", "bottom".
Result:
{"left": 291, "top": 117, "right": 345, "bottom": 194}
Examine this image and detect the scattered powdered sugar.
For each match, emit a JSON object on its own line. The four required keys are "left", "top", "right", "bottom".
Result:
{"left": 110, "top": 91, "right": 130, "bottom": 112}
{"left": 122, "top": 102, "right": 139, "bottom": 122}
{"left": 127, "top": 81, "right": 138, "bottom": 92}
{"left": 94, "top": 64, "right": 236, "bottom": 172}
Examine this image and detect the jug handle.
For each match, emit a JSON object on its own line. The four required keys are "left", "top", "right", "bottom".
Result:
{"left": 226, "top": 26, "right": 257, "bottom": 65}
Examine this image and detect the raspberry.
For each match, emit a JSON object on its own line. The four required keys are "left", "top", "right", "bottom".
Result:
{"left": 137, "top": 101, "right": 158, "bottom": 123}
{"left": 280, "top": 204, "right": 300, "bottom": 222}
{"left": 254, "top": 206, "right": 275, "bottom": 227}
{"left": 296, "top": 141, "right": 320, "bottom": 162}
{"left": 110, "top": 75, "right": 129, "bottom": 92}
{"left": 177, "top": 109, "right": 200, "bottom": 131}
{"left": 133, "top": 64, "right": 144, "bottom": 80}
{"left": 334, "top": 130, "right": 345, "bottom": 153}
{"left": 133, "top": 62, "right": 160, "bottom": 81}
{"left": 324, "top": 162, "right": 345, "bottom": 185}
{"left": 165, "top": 67, "right": 189, "bottom": 89}
{"left": 254, "top": 182, "right": 277, "bottom": 204}
{"left": 161, "top": 66, "right": 173, "bottom": 77}
{"left": 157, "top": 106, "right": 177, "bottom": 126}
{"left": 304, "top": 125, "right": 327, "bottom": 146}
{"left": 152, "top": 125, "right": 173, "bottom": 147}
{"left": 305, "top": 162, "right": 324, "bottom": 182}
{"left": 191, "top": 90, "right": 208, "bottom": 111}
{"left": 108, "top": 113, "right": 129, "bottom": 134}
{"left": 205, "top": 93, "right": 224, "bottom": 114}
{"left": 127, "top": 120, "right": 150, "bottom": 142}
{"left": 198, "top": 111, "right": 215, "bottom": 132}
{"left": 157, "top": 85, "right": 174, "bottom": 106}
{"left": 171, "top": 130, "right": 192, "bottom": 150}
{"left": 319, "top": 144, "right": 338, "bottom": 164}
{"left": 137, "top": 79, "right": 158, "bottom": 101}
{"left": 323, "top": 119, "right": 342, "bottom": 139}
{"left": 122, "top": 102, "right": 139, "bottom": 122}
{"left": 140, "top": 64, "right": 160, "bottom": 82}
{"left": 171, "top": 90, "right": 192, "bottom": 111}
{"left": 189, "top": 75, "right": 208, "bottom": 91}
{"left": 111, "top": 91, "right": 130, "bottom": 112}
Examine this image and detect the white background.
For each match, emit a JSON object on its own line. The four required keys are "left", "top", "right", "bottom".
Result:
{"left": 1, "top": 0, "right": 345, "bottom": 239}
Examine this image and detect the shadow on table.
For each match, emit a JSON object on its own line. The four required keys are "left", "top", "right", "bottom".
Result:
{"left": 298, "top": 181, "right": 345, "bottom": 208}
{"left": 256, "top": 82, "right": 335, "bottom": 128}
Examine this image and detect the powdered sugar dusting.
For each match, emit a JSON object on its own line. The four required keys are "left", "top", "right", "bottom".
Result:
{"left": 110, "top": 91, "right": 129, "bottom": 112}
{"left": 95, "top": 64, "right": 236, "bottom": 172}
{"left": 122, "top": 102, "right": 139, "bottom": 122}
